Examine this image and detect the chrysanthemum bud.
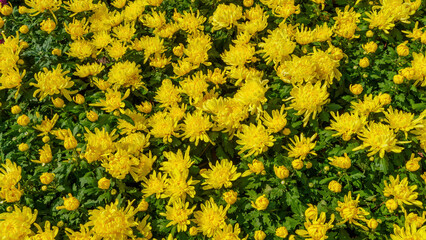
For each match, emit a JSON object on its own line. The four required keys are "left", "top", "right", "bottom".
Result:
{"left": 367, "top": 218, "right": 378, "bottom": 229}
{"left": 52, "top": 48, "right": 62, "bottom": 56}
{"left": 40, "top": 172, "right": 55, "bottom": 185}
{"left": 1, "top": 5, "right": 13, "bottom": 16}
{"left": 97, "top": 177, "right": 111, "bottom": 190}
{"left": 11, "top": 105, "right": 21, "bottom": 114}
{"left": 393, "top": 74, "right": 404, "bottom": 84}
{"left": 292, "top": 159, "right": 304, "bottom": 170}
{"left": 359, "top": 57, "right": 370, "bottom": 68}
{"left": 396, "top": 41, "right": 409, "bottom": 56}
{"left": 243, "top": 0, "right": 254, "bottom": 7}
{"left": 366, "top": 30, "right": 374, "bottom": 38}
{"left": 42, "top": 135, "right": 50, "bottom": 143}
{"left": 223, "top": 190, "right": 238, "bottom": 205}
{"left": 385, "top": 199, "right": 398, "bottom": 212}
{"left": 350, "top": 84, "right": 363, "bottom": 95}
{"left": 254, "top": 230, "right": 266, "bottom": 240}
{"left": 275, "top": 226, "right": 288, "bottom": 238}
{"left": 18, "top": 143, "right": 29, "bottom": 152}
{"left": 73, "top": 94, "right": 85, "bottom": 104}
{"left": 19, "top": 25, "right": 29, "bottom": 34}
{"left": 86, "top": 111, "right": 99, "bottom": 122}
{"left": 274, "top": 165, "right": 289, "bottom": 179}
{"left": 328, "top": 180, "right": 342, "bottom": 193}
{"left": 251, "top": 194, "right": 269, "bottom": 210}
{"left": 138, "top": 199, "right": 149, "bottom": 211}
{"left": 17, "top": 114, "right": 30, "bottom": 126}
{"left": 52, "top": 98, "right": 65, "bottom": 108}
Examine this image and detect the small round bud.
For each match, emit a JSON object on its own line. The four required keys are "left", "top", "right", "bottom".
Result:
{"left": 359, "top": 57, "right": 370, "bottom": 68}
{"left": 86, "top": 111, "right": 99, "bottom": 122}
{"left": 18, "top": 143, "right": 29, "bottom": 152}
{"left": 17, "top": 115, "right": 30, "bottom": 126}
{"left": 42, "top": 135, "right": 50, "bottom": 143}
{"left": 393, "top": 74, "right": 404, "bottom": 84}
{"left": 19, "top": 25, "right": 29, "bottom": 34}
{"left": 11, "top": 105, "right": 22, "bottom": 114}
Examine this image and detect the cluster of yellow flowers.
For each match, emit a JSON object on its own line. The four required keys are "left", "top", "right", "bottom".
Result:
{"left": 0, "top": 0, "right": 426, "bottom": 239}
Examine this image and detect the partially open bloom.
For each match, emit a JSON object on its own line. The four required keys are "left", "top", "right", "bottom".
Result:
{"left": 17, "top": 114, "right": 30, "bottom": 126}
{"left": 406, "top": 153, "right": 421, "bottom": 172}
{"left": 362, "top": 42, "right": 378, "bottom": 54}
{"left": 254, "top": 230, "right": 266, "bottom": 240}
{"left": 90, "top": 88, "right": 130, "bottom": 113}
{"left": 32, "top": 144, "right": 52, "bottom": 164}
{"left": 383, "top": 175, "right": 423, "bottom": 211}
{"left": 275, "top": 226, "right": 288, "bottom": 238}
{"left": 390, "top": 221, "right": 426, "bottom": 240}
{"left": 56, "top": 193, "right": 80, "bottom": 211}
{"left": 40, "top": 18, "right": 56, "bottom": 34}
{"left": 336, "top": 192, "right": 370, "bottom": 230}
{"left": 251, "top": 194, "right": 269, "bottom": 210}
{"left": 350, "top": 84, "right": 363, "bottom": 95}
{"left": 223, "top": 190, "right": 238, "bottom": 205}
{"left": 328, "top": 153, "right": 351, "bottom": 169}
{"left": 328, "top": 180, "right": 342, "bottom": 193}
{"left": 296, "top": 211, "right": 335, "bottom": 240}
{"left": 40, "top": 172, "right": 55, "bottom": 185}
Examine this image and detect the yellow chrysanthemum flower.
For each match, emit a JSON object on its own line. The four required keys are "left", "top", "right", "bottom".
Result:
{"left": 286, "top": 82, "right": 330, "bottom": 127}
{"left": 31, "top": 64, "right": 77, "bottom": 101}
{"left": 160, "top": 198, "right": 195, "bottom": 232}
{"left": 210, "top": 3, "right": 243, "bottom": 31}
{"left": 383, "top": 175, "right": 423, "bottom": 211}
{"left": 383, "top": 106, "right": 424, "bottom": 138}
{"left": 90, "top": 88, "right": 130, "bottom": 113}
{"left": 201, "top": 159, "right": 241, "bottom": 190}
{"left": 352, "top": 122, "right": 410, "bottom": 158}
{"left": 284, "top": 133, "right": 317, "bottom": 160}
{"left": 390, "top": 221, "right": 426, "bottom": 240}
{"left": 33, "top": 114, "right": 59, "bottom": 136}
{"left": 193, "top": 197, "right": 230, "bottom": 237}
{"left": 212, "top": 223, "right": 248, "bottom": 240}
{"left": 326, "top": 111, "right": 367, "bottom": 141}
{"left": 296, "top": 211, "right": 334, "bottom": 240}
{"left": 0, "top": 205, "right": 38, "bottom": 239}
{"left": 336, "top": 192, "right": 370, "bottom": 230}
{"left": 179, "top": 111, "right": 213, "bottom": 146}
{"left": 163, "top": 171, "right": 199, "bottom": 204}
{"left": 86, "top": 200, "right": 139, "bottom": 239}
{"left": 236, "top": 123, "right": 275, "bottom": 158}
{"left": 141, "top": 170, "right": 167, "bottom": 199}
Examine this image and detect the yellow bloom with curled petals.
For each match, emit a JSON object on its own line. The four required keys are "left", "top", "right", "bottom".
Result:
{"left": 64, "top": 18, "right": 89, "bottom": 40}
{"left": 32, "top": 221, "right": 59, "bottom": 239}
{"left": 328, "top": 153, "right": 351, "bottom": 169}
{"left": 336, "top": 192, "right": 370, "bottom": 230}
{"left": 236, "top": 123, "right": 275, "bottom": 158}
{"left": 201, "top": 159, "right": 241, "bottom": 190}
{"left": 210, "top": 3, "right": 243, "bottom": 31}
{"left": 141, "top": 170, "right": 167, "bottom": 199}
{"left": 213, "top": 223, "right": 248, "bottom": 240}
{"left": 261, "top": 105, "right": 287, "bottom": 133}
{"left": 284, "top": 133, "right": 317, "bottom": 161}
{"left": 352, "top": 122, "right": 409, "bottom": 158}
{"left": 0, "top": 205, "right": 38, "bottom": 239}
{"left": 383, "top": 106, "right": 424, "bottom": 139}
{"left": 33, "top": 114, "right": 59, "bottom": 136}
{"left": 333, "top": 5, "right": 360, "bottom": 39}
{"left": 390, "top": 221, "right": 426, "bottom": 240}
{"left": 383, "top": 175, "right": 423, "bottom": 211}
{"left": 90, "top": 88, "right": 130, "bottom": 113}
{"left": 32, "top": 144, "right": 53, "bottom": 165}
{"left": 160, "top": 198, "right": 195, "bottom": 232}
{"left": 193, "top": 197, "right": 229, "bottom": 237}
{"left": 86, "top": 200, "right": 139, "bottom": 239}
{"left": 179, "top": 110, "right": 213, "bottom": 146}
{"left": 296, "top": 211, "right": 334, "bottom": 240}
{"left": 31, "top": 64, "right": 77, "bottom": 101}
{"left": 286, "top": 82, "right": 330, "bottom": 127}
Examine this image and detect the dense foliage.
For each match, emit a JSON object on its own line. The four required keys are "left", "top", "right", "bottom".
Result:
{"left": 1, "top": 0, "right": 426, "bottom": 239}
